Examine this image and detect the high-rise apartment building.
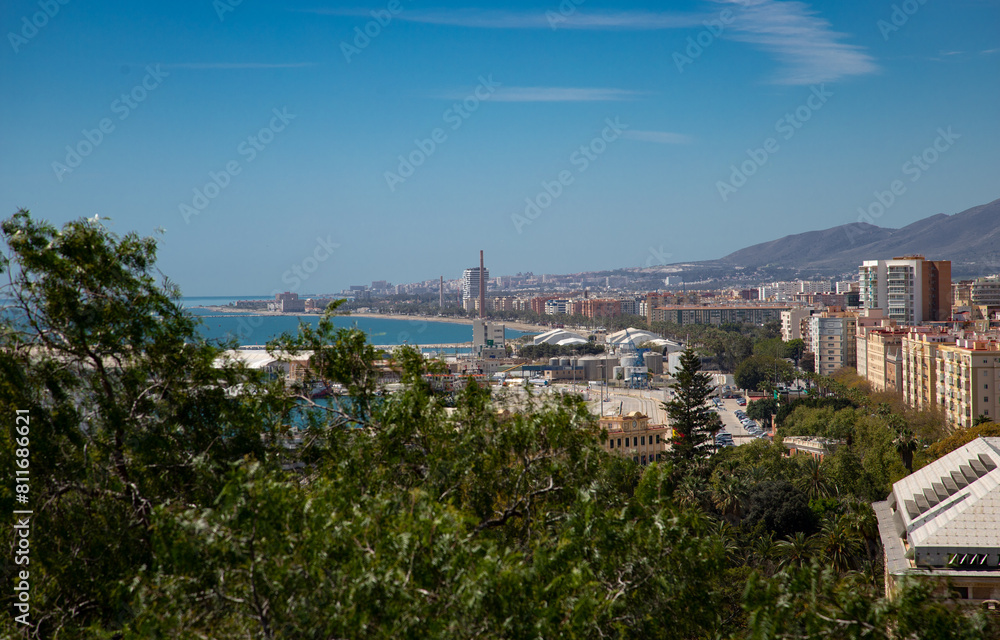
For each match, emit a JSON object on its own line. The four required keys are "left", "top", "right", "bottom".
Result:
{"left": 859, "top": 256, "right": 951, "bottom": 324}
{"left": 461, "top": 266, "right": 489, "bottom": 304}
{"left": 808, "top": 313, "right": 857, "bottom": 376}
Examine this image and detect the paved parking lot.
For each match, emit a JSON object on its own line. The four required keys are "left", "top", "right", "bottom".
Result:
{"left": 714, "top": 397, "right": 768, "bottom": 445}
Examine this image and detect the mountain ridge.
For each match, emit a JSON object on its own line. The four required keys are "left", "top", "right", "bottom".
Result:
{"left": 698, "top": 198, "right": 1000, "bottom": 279}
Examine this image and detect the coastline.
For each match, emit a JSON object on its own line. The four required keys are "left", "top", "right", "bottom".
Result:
{"left": 190, "top": 306, "right": 545, "bottom": 334}
{"left": 347, "top": 312, "right": 545, "bottom": 334}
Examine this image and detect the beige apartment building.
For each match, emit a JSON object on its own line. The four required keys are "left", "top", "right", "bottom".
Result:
{"left": 855, "top": 309, "right": 896, "bottom": 379}
{"left": 780, "top": 307, "right": 812, "bottom": 342}
{"left": 936, "top": 338, "right": 1000, "bottom": 428}
{"left": 866, "top": 329, "right": 907, "bottom": 395}
{"left": 600, "top": 411, "right": 670, "bottom": 466}
{"left": 901, "top": 329, "right": 956, "bottom": 412}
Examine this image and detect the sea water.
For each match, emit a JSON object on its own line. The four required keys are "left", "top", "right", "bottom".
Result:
{"left": 182, "top": 298, "right": 531, "bottom": 346}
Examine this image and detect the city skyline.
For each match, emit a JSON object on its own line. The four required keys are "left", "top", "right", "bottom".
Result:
{"left": 2, "top": 0, "right": 998, "bottom": 296}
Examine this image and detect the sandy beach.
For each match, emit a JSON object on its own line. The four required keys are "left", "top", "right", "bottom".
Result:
{"left": 347, "top": 312, "right": 546, "bottom": 334}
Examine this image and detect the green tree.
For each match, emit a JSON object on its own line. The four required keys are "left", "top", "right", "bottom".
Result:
{"left": 794, "top": 456, "right": 833, "bottom": 500}
{"left": 744, "top": 480, "right": 816, "bottom": 538}
{"left": 799, "top": 351, "right": 815, "bottom": 374}
{"left": 0, "top": 211, "right": 282, "bottom": 637}
{"left": 784, "top": 338, "right": 806, "bottom": 368}
{"left": 662, "top": 348, "right": 721, "bottom": 462}
{"left": 774, "top": 531, "right": 817, "bottom": 570}
{"left": 747, "top": 397, "right": 778, "bottom": 422}
{"left": 735, "top": 355, "right": 794, "bottom": 392}
{"left": 745, "top": 565, "right": 991, "bottom": 640}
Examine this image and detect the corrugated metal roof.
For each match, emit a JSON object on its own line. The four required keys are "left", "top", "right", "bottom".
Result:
{"left": 887, "top": 437, "right": 1000, "bottom": 566}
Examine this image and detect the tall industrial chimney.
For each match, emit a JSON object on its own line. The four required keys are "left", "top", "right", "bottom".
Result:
{"left": 479, "top": 250, "right": 485, "bottom": 320}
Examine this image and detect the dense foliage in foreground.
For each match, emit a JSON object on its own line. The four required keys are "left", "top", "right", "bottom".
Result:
{"left": 0, "top": 212, "right": 994, "bottom": 638}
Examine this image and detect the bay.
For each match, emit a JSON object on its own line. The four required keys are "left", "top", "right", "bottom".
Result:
{"left": 182, "top": 297, "right": 532, "bottom": 346}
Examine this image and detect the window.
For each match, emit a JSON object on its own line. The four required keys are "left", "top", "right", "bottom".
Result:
{"left": 633, "top": 437, "right": 638, "bottom": 447}
{"left": 656, "top": 435, "right": 661, "bottom": 443}
{"left": 609, "top": 439, "right": 614, "bottom": 449}
{"left": 641, "top": 436, "right": 645, "bottom": 445}
{"left": 617, "top": 438, "right": 621, "bottom": 447}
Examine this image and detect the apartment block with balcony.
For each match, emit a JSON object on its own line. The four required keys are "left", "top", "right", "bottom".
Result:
{"left": 936, "top": 338, "right": 1000, "bottom": 429}
{"left": 461, "top": 266, "right": 489, "bottom": 305}
{"left": 808, "top": 313, "right": 857, "bottom": 376}
{"left": 855, "top": 308, "right": 898, "bottom": 382}
{"left": 901, "top": 329, "right": 956, "bottom": 412}
{"left": 652, "top": 303, "right": 791, "bottom": 326}
{"left": 543, "top": 299, "right": 572, "bottom": 315}
{"left": 972, "top": 276, "right": 1000, "bottom": 307}
{"left": 581, "top": 298, "right": 622, "bottom": 319}
{"left": 865, "top": 329, "right": 907, "bottom": 395}
{"left": 859, "top": 256, "right": 951, "bottom": 324}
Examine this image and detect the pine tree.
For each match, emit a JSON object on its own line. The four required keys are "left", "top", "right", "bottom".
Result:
{"left": 663, "top": 348, "right": 720, "bottom": 462}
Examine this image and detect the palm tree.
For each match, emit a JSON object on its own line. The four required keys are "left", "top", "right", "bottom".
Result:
{"left": 708, "top": 519, "right": 741, "bottom": 566}
{"left": 712, "top": 474, "right": 747, "bottom": 523}
{"left": 794, "top": 457, "right": 833, "bottom": 500}
{"left": 676, "top": 474, "right": 710, "bottom": 510}
{"left": 775, "top": 531, "right": 817, "bottom": 570}
{"left": 842, "top": 498, "right": 879, "bottom": 572}
{"left": 750, "top": 531, "right": 777, "bottom": 575}
{"left": 818, "top": 515, "right": 861, "bottom": 574}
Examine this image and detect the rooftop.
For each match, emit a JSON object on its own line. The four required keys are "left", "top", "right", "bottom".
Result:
{"left": 878, "top": 437, "right": 1000, "bottom": 572}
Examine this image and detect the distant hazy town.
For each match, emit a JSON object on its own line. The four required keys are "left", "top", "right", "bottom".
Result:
{"left": 218, "top": 251, "right": 1000, "bottom": 438}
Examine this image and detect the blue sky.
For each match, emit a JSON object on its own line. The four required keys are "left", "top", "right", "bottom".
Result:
{"left": 1, "top": 0, "right": 998, "bottom": 296}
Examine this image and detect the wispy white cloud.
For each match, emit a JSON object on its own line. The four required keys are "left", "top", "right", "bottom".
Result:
{"left": 300, "top": 8, "right": 703, "bottom": 30}
{"left": 716, "top": 0, "right": 878, "bottom": 84}
{"left": 622, "top": 130, "right": 694, "bottom": 144}
{"left": 439, "top": 86, "right": 645, "bottom": 102}
{"left": 163, "top": 62, "right": 316, "bottom": 69}
{"left": 981, "top": 48, "right": 999, "bottom": 55}
{"left": 311, "top": 2, "right": 876, "bottom": 85}
{"left": 939, "top": 50, "right": 964, "bottom": 56}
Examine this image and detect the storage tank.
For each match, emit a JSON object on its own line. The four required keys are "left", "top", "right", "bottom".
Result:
{"left": 560, "top": 357, "right": 571, "bottom": 367}
{"left": 620, "top": 355, "right": 639, "bottom": 368}
{"left": 549, "top": 357, "right": 560, "bottom": 366}
{"left": 645, "top": 352, "right": 664, "bottom": 374}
